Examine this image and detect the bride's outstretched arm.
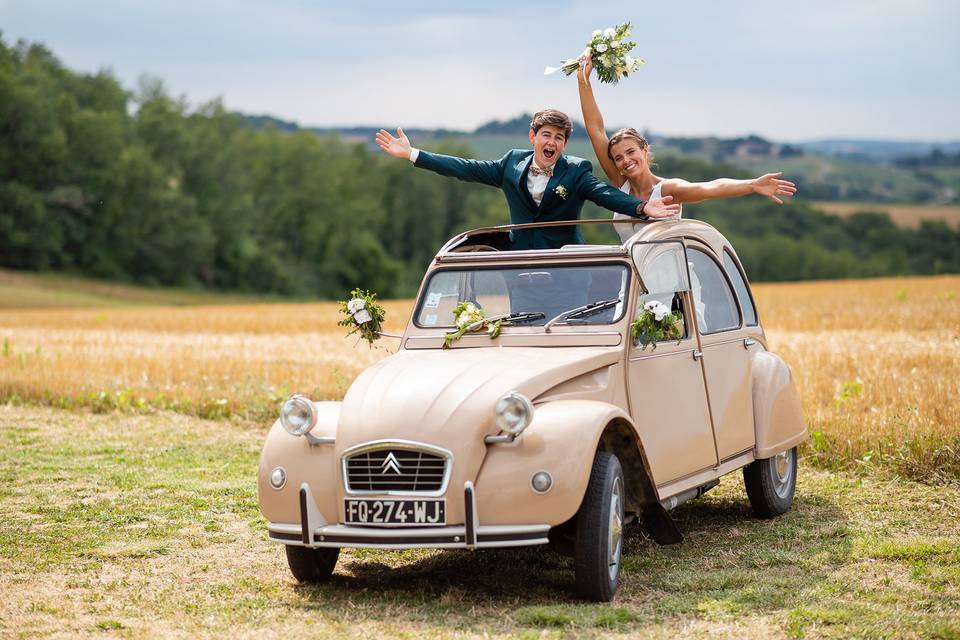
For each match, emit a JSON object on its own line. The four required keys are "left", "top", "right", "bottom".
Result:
{"left": 577, "top": 57, "right": 620, "bottom": 184}
{"left": 663, "top": 173, "right": 798, "bottom": 204}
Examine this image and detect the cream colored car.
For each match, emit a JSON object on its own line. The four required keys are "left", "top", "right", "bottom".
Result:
{"left": 257, "top": 219, "right": 806, "bottom": 602}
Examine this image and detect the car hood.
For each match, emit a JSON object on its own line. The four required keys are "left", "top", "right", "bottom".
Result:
{"left": 337, "top": 346, "right": 620, "bottom": 451}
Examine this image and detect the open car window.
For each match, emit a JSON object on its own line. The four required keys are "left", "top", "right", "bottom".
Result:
{"left": 414, "top": 263, "right": 630, "bottom": 328}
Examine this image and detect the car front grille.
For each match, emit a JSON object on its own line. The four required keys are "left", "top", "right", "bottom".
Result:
{"left": 344, "top": 447, "right": 448, "bottom": 493}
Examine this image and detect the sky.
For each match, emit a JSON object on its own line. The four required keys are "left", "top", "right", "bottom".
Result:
{"left": 3, "top": 0, "right": 959, "bottom": 142}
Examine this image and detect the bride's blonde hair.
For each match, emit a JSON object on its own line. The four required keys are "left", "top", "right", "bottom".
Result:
{"left": 606, "top": 127, "right": 649, "bottom": 160}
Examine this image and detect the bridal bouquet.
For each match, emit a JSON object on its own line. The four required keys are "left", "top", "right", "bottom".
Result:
{"left": 544, "top": 23, "right": 644, "bottom": 85}
{"left": 631, "top": 300, "right": 683, "bottom": 350}
{"left": 338, "top": 288, "right": 386, "bottom": 345}
{"left": 444, "top": 301, "right": 502, "bottom": 348}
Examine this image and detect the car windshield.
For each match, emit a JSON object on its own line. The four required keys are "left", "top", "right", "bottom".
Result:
{"left": 414, "top": 263, "right": 630, "bottom": 328}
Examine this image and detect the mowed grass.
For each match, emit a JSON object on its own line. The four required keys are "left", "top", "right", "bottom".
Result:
{"left": 1, "top": 406, "right": 958, "bottom": 639}
{"left": 1, "top": 273, "right": 957, "bottom": 482}
{"left": 812, "top": 201, "right": 960, "bottom": 229}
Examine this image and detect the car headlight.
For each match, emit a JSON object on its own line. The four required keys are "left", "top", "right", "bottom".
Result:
{"left": 494, "top": 392, "right": 534, "bottom": 435}
{"left": 280, "top": 394, "right": 317, "bottom": 436}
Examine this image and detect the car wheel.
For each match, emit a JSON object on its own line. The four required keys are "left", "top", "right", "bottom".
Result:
{"left": 574, "top": 451, "right": 625, "bottom": 602}
{"left": 285, "top": 545, "right": 340, "bottom": 583}
{"left": 743, "top": 446, "right": 797, "bottom": 517}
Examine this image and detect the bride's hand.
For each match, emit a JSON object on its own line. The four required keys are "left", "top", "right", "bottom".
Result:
{"left": 751, "top": 172, "right": 797, "bottom": 204}
{"left": 375, "top": 127, "right": 412, "bottom": 159}
{"left": 577, "top": 52, "right": 594, "bottom": 85}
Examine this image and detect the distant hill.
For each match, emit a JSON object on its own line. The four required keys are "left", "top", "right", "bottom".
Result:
{"left": 238, "top": 112, "right": 960, "bottom": 204}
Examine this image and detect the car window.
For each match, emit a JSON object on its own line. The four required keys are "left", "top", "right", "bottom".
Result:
{"left": 687, "top": 248, "right": 740, "bottom": 333}
{"left": 414, "top": 263, "right": 630, "bottom": 327}
{"left": 722, "top": 250, "right": 758, "bottom": 326}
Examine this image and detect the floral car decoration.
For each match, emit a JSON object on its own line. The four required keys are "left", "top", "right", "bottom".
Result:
{"left": 259, "top": 218, "right": 807, "bottom": 602}
{"left": 337, "top": 288, "right": 386, "bottom": 345}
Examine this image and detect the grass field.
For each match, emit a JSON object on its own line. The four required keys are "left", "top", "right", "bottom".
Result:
{"left": 812, "top": 202, "right": 960, "bottom": 229}
{"left": 1, "top": 406, "right": 958, "bottom": 639}
{"left": 1, "top": 272, "right": 959, "bottom": 638}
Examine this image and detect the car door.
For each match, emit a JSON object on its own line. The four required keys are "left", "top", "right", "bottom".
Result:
{"left": 626, "top": 242, "right": 718, "bottom": 486}
{"left": 686, "top": 243, "right": 756, "bottom": 461}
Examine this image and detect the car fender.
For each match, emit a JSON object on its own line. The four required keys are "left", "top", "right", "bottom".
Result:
{"left": 257, "top": 401, "right": 340, "bottom": 525}
{"left": 751, "top": 350, "right": 807, "bottom": 458}
{"left": 474, "top": 400, "right": 655, "bottom": 526}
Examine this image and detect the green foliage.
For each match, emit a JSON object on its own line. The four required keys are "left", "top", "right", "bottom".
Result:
{"left": 0, "top": 35, "right": 958, "bottom": 295}
{"left": 630, "top": 307, "right": 683, "bottom": 350}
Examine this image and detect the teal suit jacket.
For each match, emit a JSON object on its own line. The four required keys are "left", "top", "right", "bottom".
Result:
{"left": 414, "top": 149, "right": 648, "bottom": 249}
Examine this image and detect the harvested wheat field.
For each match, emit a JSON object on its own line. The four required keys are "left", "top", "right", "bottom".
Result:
{"left": 813, "top": 201, "right": 960, "bottom": 229}
{"left": 1, "top": 275, "right": 958, "bottom": 481}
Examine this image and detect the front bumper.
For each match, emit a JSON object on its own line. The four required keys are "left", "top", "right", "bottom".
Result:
{"left": 265, "top": 481, "right": 550, "bottom": 550}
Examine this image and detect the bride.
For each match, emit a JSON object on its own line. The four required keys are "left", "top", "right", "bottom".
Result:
{"left": 577, "top": 56, "right": 797, "bottom": 241}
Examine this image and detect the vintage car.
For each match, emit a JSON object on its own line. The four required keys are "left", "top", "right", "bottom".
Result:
{"left": 257, "top": 218, "right": 806, "bottom": 601}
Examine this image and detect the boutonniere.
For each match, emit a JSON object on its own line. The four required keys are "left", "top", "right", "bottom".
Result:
{"left": 554, "top": 185, "right": 568, "bottom": 200}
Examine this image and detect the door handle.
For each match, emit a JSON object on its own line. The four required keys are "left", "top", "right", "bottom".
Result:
{"left": 692, "top": 350, "right": 703, "bottom": 361}
{"left": 743, "top": 338, "right": 757, "bottom": 349}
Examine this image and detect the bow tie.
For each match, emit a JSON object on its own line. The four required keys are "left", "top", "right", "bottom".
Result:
{"left": 529, "top": 164, "right": 554, "bottom": 177}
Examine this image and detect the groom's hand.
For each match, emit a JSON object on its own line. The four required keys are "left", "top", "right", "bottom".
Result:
{"left": 642, "top": 196, "right": 682, "bottom": 219}
{"left": 376, "top": 127, "right": 413, "bottom": 159}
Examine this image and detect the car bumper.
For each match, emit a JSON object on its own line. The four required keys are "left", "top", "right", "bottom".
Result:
{"left": 265, "top": 481, "right": 551, "bottom": 550}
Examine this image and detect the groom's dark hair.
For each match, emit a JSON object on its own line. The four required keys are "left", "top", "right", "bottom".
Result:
{"left": 530, "top": 109, "right": 573, "bottom": 141}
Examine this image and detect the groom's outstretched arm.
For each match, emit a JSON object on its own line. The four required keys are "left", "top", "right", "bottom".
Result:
{"left": 574, "top": 161, "right": 680, "bottom": 219}
{"left": 376, "top": 127, "right": 504, "bottom": 187}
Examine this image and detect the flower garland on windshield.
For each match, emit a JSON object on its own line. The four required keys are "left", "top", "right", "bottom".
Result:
{"left": 444, "top": 302, "right": 502, "bottom": 348}
{"left": 631, "top": 300, "right": 683, "bottom": 350}
{"left": 338, "top": 288, "right": 386, "bottom": 346}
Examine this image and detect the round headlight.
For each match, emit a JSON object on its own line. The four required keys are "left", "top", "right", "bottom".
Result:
{"left": 494, "top": 392, "right": 534, "bottom": 435}
{"left": 280, "top": 395, "right": 316, "bottom": 436}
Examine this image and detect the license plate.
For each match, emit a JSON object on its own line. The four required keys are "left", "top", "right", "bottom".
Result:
{"left": 344, "top": 499, "right": 446, "bottom": 526}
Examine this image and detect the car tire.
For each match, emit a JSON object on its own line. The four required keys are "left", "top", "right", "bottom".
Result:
{"left": 285, "top": 545, "right": 340, "bottom": 583}
{"left": 574, "top": 451, "right": 625, "bottom": 602}
{"left": 743, "top": 446, "right": 797, "bottom": 517}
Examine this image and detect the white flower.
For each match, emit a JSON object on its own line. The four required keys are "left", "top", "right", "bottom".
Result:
{"left": 612, "top": 40, "right": 622, "bottom": 49}
{"left": 624, "top": 55, "right": 634, "bottom": 67}
{"left": 654, "top": 307, "right": 669, "bottom": 322}
{"left": 347, "top": 298, "right": 366, "bottom": 313}
{"left": 353, "top": 309, "right": 372, "bottom": 325}
{"left": 592, "top": 29, "right": 602, "bottom": 38}
{"left": 644, "top": 301, "right": 658, "bottom": 312}
{"left": 594, "top": 43, "right": 608, "bottom": 53}
{"left": 604, "top": 27, "right": 616, "bottom": 38}
{"left": 602, "top": 54, "right": 615, "bottom": 67}
{"left": 457, "top": 311, "right": 472, "bottom": 327}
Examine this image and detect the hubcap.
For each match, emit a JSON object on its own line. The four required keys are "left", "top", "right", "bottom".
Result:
{"left": 608, "top": 476, "right": 624, "bottom": 581}
{"left": 773, "top": 449, "right": 793, "bottom": 498}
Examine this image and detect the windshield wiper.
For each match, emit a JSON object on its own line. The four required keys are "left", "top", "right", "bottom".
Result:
{"left": 544, "top": 298, "right": 622, "bottom": 332}
{"left": 457, "top": 311, "right": 546, "bottom": 333}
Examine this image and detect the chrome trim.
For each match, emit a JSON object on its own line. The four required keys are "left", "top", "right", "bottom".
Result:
{"left": 305, "top": 433, "right": 335, "bottom": 446}
{"left": 744, "top": 338, "right": 758, "bottom": 348}
{"left": 484, "top": 433, "right": 516, "bottom": 444}
{"left": 269, "top": 466, "right": 287, "bottom": 490}
{"left": 529, "top": 471, "right": 553, "bottom": 495}
{"left": 267, "top": 522, "right": 550, "bottom": 550}
{"left": 692, "top": 349, "right": 703, "bottom": 361}
{"left": 341, "top": 439, "right": 454, "bottom": 497}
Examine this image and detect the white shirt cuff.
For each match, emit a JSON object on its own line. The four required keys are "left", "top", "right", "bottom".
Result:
{"left": 409, "top": 148, "right": 419, "bottom": 163}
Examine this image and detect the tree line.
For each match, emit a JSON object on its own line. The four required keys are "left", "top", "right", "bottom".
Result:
{"left": 1, "top": 36, "right": 958, "bottom": 299}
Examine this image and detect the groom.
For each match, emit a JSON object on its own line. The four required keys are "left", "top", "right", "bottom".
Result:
{"left": 376, "top": 109, "right": 679, "bottom": 250}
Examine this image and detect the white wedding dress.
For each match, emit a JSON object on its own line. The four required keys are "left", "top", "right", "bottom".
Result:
{"left": 613, "top": 180, "right": 683, "bottom": 243}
